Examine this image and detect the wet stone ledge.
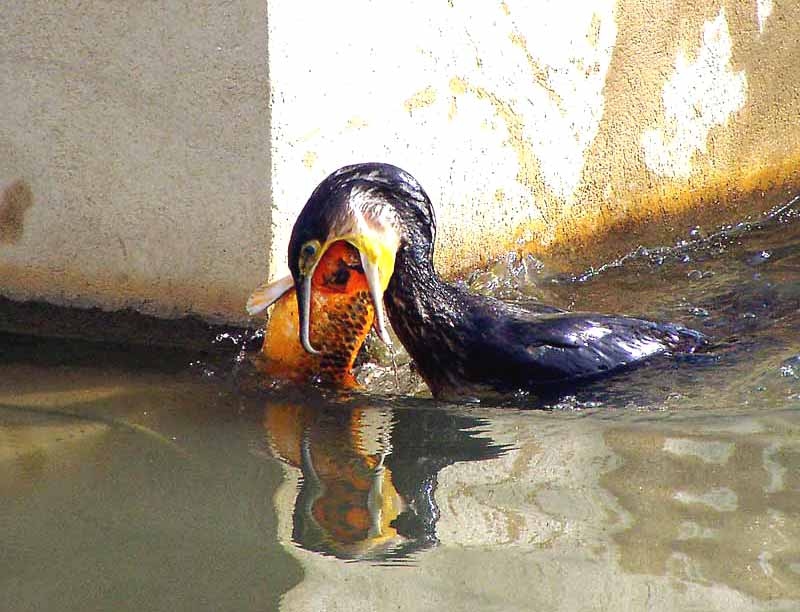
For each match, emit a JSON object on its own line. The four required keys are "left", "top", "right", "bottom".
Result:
{"left": 0, "top": 296, "right": 257, "bottom": 356}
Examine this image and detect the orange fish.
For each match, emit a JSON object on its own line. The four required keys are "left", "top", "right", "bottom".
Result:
{"left": 247, "top": 241, "right": 374, "bottom": 388}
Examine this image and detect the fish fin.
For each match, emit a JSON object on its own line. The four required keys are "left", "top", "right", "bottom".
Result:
{"left": 246, "top": 275, "right": 294, "bottom": 315}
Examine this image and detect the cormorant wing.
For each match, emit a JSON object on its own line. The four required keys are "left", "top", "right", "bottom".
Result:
{"left": 475, "top": 306, "right": 706, "bottom": 387}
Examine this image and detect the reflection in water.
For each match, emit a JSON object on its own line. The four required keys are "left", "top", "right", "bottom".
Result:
{"left": 603, "top": 420, "right": 800, "bottom": 600}
{"left": 264, "top": 402, "right": 507, "bottom": 560}
{"left": 273, "top": 403, "right": 800, "bottom": 611}
{"left": 0, "top": 366, "right": 305, "bottom": 612}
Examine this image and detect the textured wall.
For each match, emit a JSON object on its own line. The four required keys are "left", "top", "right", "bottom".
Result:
{"left": 0, "top": 1, "right": 270, "bottom": 322}
{"left": 2, "top": 0, "right": 799, "bottom": 323}
{"left": 268, "top": 0, "right": 800, "bottom": 278}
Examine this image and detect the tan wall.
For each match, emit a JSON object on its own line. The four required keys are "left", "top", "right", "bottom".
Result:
{"left": 556, "top": 0, "right": 800, "bottom": 265}
{"left": 0, "top": 1, "right": 270, "bottom": 322}
{"left": 1, "top": 0, "right": 799, "bottom": 324}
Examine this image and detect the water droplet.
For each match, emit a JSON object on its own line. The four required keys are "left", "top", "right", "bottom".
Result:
{"left": 214, "top": 332, "right": 240, "bottom": 346}
{"left": 747, "top": 250, "right": 772, "bottom": 266}
{"left": 780, "top": 355, "right": 800, "bottom": 379}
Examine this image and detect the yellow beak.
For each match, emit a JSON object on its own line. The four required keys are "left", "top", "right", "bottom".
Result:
{"left": 297, "top": 229, "right": 398, "bottom": 355}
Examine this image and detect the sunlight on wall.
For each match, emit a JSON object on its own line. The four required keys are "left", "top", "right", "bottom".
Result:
{"left": 641, "top": 9, "right": 747, "bottom": 179}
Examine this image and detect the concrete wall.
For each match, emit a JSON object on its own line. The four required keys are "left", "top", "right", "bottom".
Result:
{"left": 268, "top": 0, "right": 800, "bottom": 278}
{"left": 2, "top": 0, "right": 799, "bottom": 324}
{"left": 0, "top": 1, "right": 270, "bottom": 322}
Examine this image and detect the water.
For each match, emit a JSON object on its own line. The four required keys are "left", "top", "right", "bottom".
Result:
{"left": 2, "top": 198, "right": 799, "bottom": 611}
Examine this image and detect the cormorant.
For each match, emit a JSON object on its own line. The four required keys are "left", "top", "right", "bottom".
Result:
{"left": 254, "top": 163, "right": 707, "bottom": 399}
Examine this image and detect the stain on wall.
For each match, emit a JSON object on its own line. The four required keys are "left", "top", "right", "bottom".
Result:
{"left": 540, "top": 0, "right": 800, "bottom": 268}
{"left": 0, "top": 180, "right": 33, "bottom": 245}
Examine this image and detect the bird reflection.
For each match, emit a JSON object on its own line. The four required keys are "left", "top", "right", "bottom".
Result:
{"left": 251, "top": 230, "right": 506, "bottom": 560}
{"left": 263, "top": 402, "right": 506, "bottom": 561}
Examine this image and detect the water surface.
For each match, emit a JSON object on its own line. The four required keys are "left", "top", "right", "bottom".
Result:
{"left": 2, "top": 198, "right": 799, "bottom": 611}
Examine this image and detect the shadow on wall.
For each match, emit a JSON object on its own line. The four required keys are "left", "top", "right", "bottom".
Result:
{"left": 0, "top": 179, "right": 33, "bottom": 245}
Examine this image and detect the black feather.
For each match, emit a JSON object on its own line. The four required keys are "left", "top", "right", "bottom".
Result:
{"left": 293, "top": 164, "right": 708, "bottom": 399}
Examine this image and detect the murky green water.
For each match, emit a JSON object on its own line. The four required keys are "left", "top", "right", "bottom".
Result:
{"left": 2, "top": 198, "right": 799, "bottom": 611}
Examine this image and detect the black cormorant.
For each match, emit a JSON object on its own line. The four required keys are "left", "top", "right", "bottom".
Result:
{"left": 255, "top": 163, "right": 707, "bottom": 399}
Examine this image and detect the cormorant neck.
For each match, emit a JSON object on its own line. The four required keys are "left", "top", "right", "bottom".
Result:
{"left": 384, "top": 235, "right": 476, "bottom": 396}
{"left": 388, "top": 237, "right": 445, "bottom": 304}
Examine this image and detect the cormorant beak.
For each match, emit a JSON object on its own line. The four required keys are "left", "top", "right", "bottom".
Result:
{"left": 295, "top": 228, "right": 399, "bottom": 355}
{"left": 351, "top": 230, "right": 397, "bottom": 348}
{"left": 296, "top": 265, "right": 320, "bottom": 354}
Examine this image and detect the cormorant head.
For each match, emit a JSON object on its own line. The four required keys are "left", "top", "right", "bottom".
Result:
{"left": 286, "top": 163, "right": 435, "bottom": 354}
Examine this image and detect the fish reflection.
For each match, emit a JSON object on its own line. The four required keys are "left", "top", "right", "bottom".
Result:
{"left": 264, "top": 402, "right": 506, "bottom": 560}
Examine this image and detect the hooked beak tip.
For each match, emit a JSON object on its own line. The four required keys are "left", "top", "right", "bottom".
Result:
{"left": 374, "top": 309, "right": 393, "bottom": 346}
{"left": 301, "top": 336, "right": 321, "bottom": 355}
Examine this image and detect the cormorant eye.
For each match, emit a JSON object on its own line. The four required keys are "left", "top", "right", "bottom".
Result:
{"left": 298, "top": 240, "right": 322, "bottom": 275}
